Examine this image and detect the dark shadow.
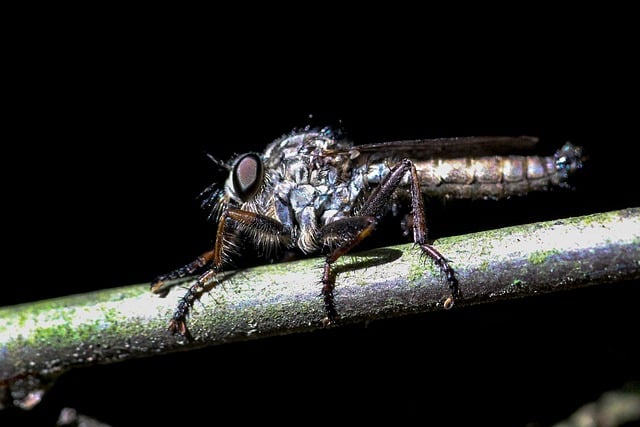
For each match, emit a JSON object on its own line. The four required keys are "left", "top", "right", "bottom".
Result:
{"left": 333, "top": 247, "right": 403, "bottom": 275}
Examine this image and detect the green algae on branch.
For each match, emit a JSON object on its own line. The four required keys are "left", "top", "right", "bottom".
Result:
{"left": 1, "top": 207, "right": 640, "bottom": 410}
{"left": 528, "top": 249, "right": 561, "bottom": 265}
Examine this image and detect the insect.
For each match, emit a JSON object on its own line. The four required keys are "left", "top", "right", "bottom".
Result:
{"left": 151, "top": 127, "right": 583, "bottom": 338}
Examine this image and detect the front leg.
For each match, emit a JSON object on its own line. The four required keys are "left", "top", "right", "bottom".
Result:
{"left": 150, "top": 249, "right": 216, "bottom": 297}
{"left": 168, "top": 207, "right": 291, "bottom": 338}
{"left": 362, "top": 159, "right": 460, "bottom": 307}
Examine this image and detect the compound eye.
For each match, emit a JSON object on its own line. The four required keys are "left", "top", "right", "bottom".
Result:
{"left": 232, "top": 153, "right": 264, "bottom": 202}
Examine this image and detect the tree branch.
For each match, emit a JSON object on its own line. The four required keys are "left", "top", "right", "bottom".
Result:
{"left": 1, "top": 208, "right": 639, "bottom": 410}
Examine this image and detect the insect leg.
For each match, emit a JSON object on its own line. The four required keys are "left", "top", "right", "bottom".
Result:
{"left": 168, "top": 268, "right": 219, "bottom": 339}
{"left": 167, "top": 212, "right": 230, "bottom": 337}
{"left": 150, "top": 250, "right": 216, "bottom": 297}
{"left": 223, "top": 209, "right": 292, "bottom": 251}
{"left": 169, "top": 208, "right": 290, "bottom": 338}
{"left": 361, "top": 159, "right": 460, "bottom": 307}
{"left": 318, "top": 216, "right": 377, "bottom": 325}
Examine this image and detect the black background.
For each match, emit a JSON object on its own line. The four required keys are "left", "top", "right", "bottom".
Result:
{"left": 2, "top": 29, "right": 639, "bottom": 426}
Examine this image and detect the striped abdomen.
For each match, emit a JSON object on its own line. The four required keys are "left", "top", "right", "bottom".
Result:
{"left": 413, "top": 142, "right": 583, "bottom": 200}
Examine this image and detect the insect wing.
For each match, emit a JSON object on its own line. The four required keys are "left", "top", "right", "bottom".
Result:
{"left": 347, "top": 135, "right": 540, "bottom": 160}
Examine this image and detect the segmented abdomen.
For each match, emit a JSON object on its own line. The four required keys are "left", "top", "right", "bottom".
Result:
{"left": 363, "top": 142, "right": 582, "bottom": 201}
{"left": 414, "top": 143, "right": 582, "bottom": 199}
{"left": 414, "top": 154, "right": 568, "bottom": 200}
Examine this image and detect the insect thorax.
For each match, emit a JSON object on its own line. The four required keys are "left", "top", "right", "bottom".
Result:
{"left": 256, "top": 129, "right": 372, "bottom": 253}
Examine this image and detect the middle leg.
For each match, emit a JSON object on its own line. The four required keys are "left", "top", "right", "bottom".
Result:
{"left": 318, "top": 216, "right": 377, "bottom": 325}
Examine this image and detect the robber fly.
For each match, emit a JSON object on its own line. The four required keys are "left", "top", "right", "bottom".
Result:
{"left": 151, "top": 127, "right": 583, "bottom": 338}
